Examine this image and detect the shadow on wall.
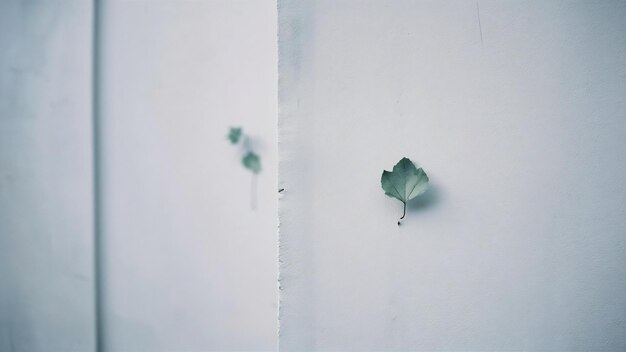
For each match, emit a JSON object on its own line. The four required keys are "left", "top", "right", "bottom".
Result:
{"left": 407, "top": 183, "right": 441, "bottom": 214}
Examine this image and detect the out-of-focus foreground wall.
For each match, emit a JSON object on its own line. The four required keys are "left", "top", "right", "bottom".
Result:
{"left": 278, "top": 1, "right": 626, "bottom": 351}
{"left": 0, "top": 1, "right": 96, "bottom": 351}
{"left": 0, "top": 1, "right": 277, "bottom": 351}
{"left": 99, "top": 1, "right": 277, "bottom": 351}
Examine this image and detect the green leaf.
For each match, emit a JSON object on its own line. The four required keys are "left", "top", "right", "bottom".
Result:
{"left": 228, "top": 127, "right": 242, "bottom": 144}
{"left": 242, "top": 151, "right": 261, "bottom": 174}
{"left": 381, "top": 157, "right": 428, "bottom": 222}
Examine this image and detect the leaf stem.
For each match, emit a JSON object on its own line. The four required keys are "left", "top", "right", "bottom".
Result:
{"left": 398, "top": 202, "right": 406, "bottom": 225}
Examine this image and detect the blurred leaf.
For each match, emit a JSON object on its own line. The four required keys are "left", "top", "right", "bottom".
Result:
{"left": 228, "top": 127, "right": 243, "bottom": 144}
{"left": 242, "top": 151, "right": 261, "bottom": 174}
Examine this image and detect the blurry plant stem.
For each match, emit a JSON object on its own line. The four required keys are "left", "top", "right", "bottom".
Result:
{"left": 251, "top": 173, "right": 257, "bottom": 211}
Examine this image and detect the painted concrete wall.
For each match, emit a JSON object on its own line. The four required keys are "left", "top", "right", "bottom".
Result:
{"left": 99, "top": 1, "right": 278, "bottom": 351}
{"left": 278, "top": 1, "right": 626, "bottom": 351}
{"left": 0, "top": 1, "right": 96, "bottom": 351}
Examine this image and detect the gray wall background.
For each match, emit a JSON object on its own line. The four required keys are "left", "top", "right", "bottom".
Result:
{"left": 278, "top": 1, "right": 626, "bottom": 351}
{"left": 0, "top": 1, "right": 277, "bottom": 351}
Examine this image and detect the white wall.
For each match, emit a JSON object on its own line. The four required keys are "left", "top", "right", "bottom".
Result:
{"left": 278, "top": 1, "right": 626, "bottom": 351}
{"left": 0, "top": 1, "right": 96, "bottom": 351}
{"left": 100, "top": 1, "right": 278, "bottom": 351}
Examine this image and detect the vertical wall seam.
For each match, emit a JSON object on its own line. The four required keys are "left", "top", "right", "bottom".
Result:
{"left": 92, "top": 0, "right": 105, "bottom": 351}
